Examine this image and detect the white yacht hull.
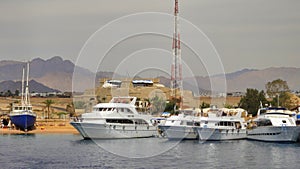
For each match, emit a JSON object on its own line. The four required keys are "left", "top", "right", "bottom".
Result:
{"left": 247, "top": 126, "right": 300, "bottom": 142}
{"left": 71, "top": 122, "right": 157, "bottom": 139}
{"left": 195, "top": 127, "right": 247, "bottom": 141}
{"left": 158, "top": 126, "right": 198, "bottom": 140}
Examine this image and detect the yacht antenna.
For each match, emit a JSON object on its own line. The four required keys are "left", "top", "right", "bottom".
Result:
{"left": 277, "top": 94, "right": 280, "bottom": 107}
{"left": 21, "top": 66, "right": 25, "bottom": 106}
{"left": 24, "top": 61, "right": 30, "bottom": 106}
{"left": 259, "top": 101, "right": 263, "bottom": 108}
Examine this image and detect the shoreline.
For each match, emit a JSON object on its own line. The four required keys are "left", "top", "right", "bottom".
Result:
{"left": 0, "top": 126, "right": 79, "bottom": 135}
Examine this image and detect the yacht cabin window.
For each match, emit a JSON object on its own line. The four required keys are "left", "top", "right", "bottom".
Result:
{"left": 15, "top": 106, "right": 32, "bottom": 110}
{"left": 134, "top": 119, "right": 148, "bottom": 124}
{"left": 257, "top": 119, "right": 272, "bottom": 126}
{"left": 216, "top": 121, "right": 234, "bottom": 126}
{"left": 186, "top": 121, "right": 194, "bottom": 126}
{"left": 194, "top": 122, "right": 200, "bottom": 126}
{"left": 106, "top": 119, "right": 133, "bottom": 124}
{"left": 95, "top": 107, "right": 115, "bottom": 112}
{"left": 126, "top": 108, "right": 134, "bottom": 114}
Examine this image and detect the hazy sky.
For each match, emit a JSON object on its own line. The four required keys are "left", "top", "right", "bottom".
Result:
{"left": 1, "top": 0, "right": 299, "bottom": 77}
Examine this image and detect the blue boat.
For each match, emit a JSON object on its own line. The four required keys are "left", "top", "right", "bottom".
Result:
{"left": 10, "top": 107, "right": 36, "bottom": 131}
{"left": 10, "top": 62, "right": 36, "bottom": 131}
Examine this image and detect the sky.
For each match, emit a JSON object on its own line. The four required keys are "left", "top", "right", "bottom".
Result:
{"left": 1, "top": 0, "right": 300, "bottom": 77}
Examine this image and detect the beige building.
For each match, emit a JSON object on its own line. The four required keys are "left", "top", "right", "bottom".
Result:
{"left": 96, "top": 78, "right": 200, "bottom": 109}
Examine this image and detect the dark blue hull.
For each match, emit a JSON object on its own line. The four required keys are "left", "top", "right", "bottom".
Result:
{"left": 10, "top": 114, "right": 36, "bottom": 131}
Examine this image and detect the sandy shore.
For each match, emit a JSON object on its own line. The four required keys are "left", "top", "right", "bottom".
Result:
{"left": 0, "top": 125, "right": 79, "bottom": 135}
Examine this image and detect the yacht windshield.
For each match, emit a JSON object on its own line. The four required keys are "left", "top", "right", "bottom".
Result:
{"left": 257, "top": 119, "right": 273, "bottom": 126}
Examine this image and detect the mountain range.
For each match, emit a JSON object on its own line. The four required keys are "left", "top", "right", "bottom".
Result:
{"left": 0, "top": 80, "right": 60, "bottom": 93}
{"left": 192, "top": 68, "right": 300, "bottom": 92}
{"left": 0, "top": 56, "right": 300, "bottom": 93}
{"left": 0, "top": 56, "right": 118, "bottom": 92}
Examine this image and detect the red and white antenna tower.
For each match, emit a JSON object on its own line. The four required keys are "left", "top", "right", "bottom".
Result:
{"left": 170, "top": 0, "right": 183, "bottom": 109}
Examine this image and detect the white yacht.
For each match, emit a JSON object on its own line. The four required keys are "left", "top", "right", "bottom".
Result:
{"left": 247, "top": 107, "right": 300, "bottom": 142}
{"left": 158, "top": 109, "right": 201, "bottom": 140}
{"left": 194, "top": 107, "right": 247, "bottom": 141}
{"left": 70, "top": 97, "right": 157, "bottom": 139}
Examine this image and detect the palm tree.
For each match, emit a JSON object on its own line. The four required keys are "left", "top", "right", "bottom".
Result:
{"left": 43, "top": 99, "right": 55, "bottom": 119}
{"left": 66, "top": 102, "right": 75, "bottom": 117}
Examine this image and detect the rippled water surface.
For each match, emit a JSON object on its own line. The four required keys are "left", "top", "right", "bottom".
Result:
{"left": 0, "top": 134, "right": 299, "bottom": 169}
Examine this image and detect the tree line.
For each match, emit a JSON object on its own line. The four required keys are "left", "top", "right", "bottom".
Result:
{"left": 0, "top": 90, "right": 20, "bottom": 97}
{"left": 130, "top": 78, "right": 296, "bottom": 116}
{"left": 239, "top": 78, "right": 295, "bottom": 115}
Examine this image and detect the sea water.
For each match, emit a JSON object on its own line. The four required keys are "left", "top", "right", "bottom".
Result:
{"left": 0, "top": 134, "right": 299, "bottom": 169}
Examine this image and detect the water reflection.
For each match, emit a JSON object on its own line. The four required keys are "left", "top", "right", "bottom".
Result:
{"left": 1, "top": 134, "right": 300, "bottom": 168}
{"left": 92, "top": 137, "right": 180, "bottom": 158}
{"left": 0, "top": 133, "right": 36, "bottom": 138}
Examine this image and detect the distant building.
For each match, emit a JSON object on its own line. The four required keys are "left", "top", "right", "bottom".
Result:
{"left": 102, "top": 80, "right": 122, "bottom": 88}
{"left": 96, "top": 78, "right": 200, "bottom": 109}
{"left": 29, "top": 91, "right": 71, "bottom": 98}
{"left": 227, "top": 92, "right": 245, "bottom": 97}
{"left": 132, "top": 80, "right": 154, "bottom": 87}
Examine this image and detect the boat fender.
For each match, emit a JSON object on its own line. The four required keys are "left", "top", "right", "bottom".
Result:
{"left": 123, "top": 126, "right": 125, "bottom": 130}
